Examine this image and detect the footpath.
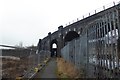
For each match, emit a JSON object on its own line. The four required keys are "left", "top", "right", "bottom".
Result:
{"left": 33, "top": 58, "right": 58, "bottom": 78}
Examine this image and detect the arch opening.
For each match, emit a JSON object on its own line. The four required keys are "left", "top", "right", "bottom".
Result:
{"left": 50, "top": 39, "right": 58, "bottom": 57}
{"left": 52, "top": 43, "right": 57, "bottom": 48}
{"left": 64, "top": 31, "right": 79, "bottom": 45}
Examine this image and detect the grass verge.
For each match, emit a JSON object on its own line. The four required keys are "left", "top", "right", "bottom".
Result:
{"left": 56, "top": 58, "right": 80, "bottom": 78}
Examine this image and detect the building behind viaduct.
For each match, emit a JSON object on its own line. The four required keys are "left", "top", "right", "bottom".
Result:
{"left": 37, "top": 3, "right": 120, "bottom": 58}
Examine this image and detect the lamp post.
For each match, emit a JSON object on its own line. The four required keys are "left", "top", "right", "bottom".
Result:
{"left": 29, "top": 49, "right": 32, "bottom": 71}
{"left": 36, "top": 50, "right": 39, "bottom": 66}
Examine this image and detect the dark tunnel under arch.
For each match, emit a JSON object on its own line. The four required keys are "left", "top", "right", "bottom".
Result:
{"left": 64, "top": 31, "right": 79, "bottom": 45}
{"left": 50, "top": 39, "right": 58, "bottom": 57}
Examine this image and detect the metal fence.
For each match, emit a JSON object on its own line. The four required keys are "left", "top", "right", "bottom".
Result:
{"left": 63, "top": 1, "right": 120, "bottom": 27}
{"left": 1, "top": 48, "right": 50, "bottom": 78}
{"left": 61, "top": 7, "right": 120, "bottom": 78}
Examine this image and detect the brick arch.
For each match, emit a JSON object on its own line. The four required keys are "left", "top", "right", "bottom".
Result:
{"left": 64, "top": 31, "right": 79, "bottom": 45}
{"left": 50, "top": 39, "right": 58, "bottom": 57}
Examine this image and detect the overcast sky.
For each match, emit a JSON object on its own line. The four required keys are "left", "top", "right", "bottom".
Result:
{"left": 0, "top": 0, "right": 119, "bottom": 47}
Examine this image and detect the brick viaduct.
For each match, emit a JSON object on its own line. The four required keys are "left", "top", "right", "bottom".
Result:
{"left": 37, "top": 3, "right": 120, "bottom": 57}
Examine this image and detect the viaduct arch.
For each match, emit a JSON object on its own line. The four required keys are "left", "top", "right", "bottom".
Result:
{"left": 50, "top": 39, "right": 58, "bottom": 57}
{"left": 37, "top": 3, "right": 120, "bottom": 57}
{"left": 64, "top": 31, "right": 79, "bottom": 45}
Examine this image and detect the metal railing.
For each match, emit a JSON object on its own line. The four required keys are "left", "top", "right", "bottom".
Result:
{"left": 63, "top": 1, "right": 120, "bottom": 27}
{"left": 61, "top": 6, "right": 120, "bottom": 78}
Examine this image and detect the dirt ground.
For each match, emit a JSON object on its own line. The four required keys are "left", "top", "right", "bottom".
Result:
{"left": 2, "top": 57, "right": 30, "bottom": 78}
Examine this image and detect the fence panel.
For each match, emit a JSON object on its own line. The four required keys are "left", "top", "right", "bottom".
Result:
{"left": 61, "top": 8, "right": 120, "bottom": 78}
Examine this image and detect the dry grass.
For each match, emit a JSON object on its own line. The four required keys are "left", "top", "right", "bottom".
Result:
{"left": 57, "top": 58, "right": 80, "bottom": 78}
{"left": 2, "top": 57, "right": 30, "bottom": 78}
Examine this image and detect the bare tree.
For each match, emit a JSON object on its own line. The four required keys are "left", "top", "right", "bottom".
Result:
{"left": 19, "top": 42, "right": 23, "bottom": 48}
